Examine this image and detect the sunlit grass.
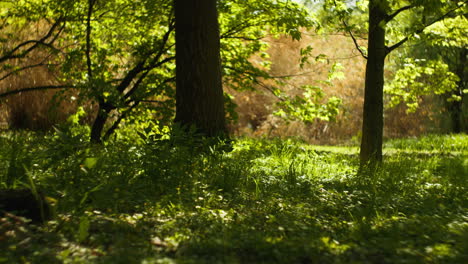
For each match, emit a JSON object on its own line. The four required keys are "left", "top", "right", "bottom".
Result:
{"left": 1, "top": 132, "right": 466, "bottom": 263}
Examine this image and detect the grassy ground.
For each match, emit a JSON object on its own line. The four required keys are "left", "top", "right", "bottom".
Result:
{"left": 0, "top": 131, "right": 467, "bottom": 263}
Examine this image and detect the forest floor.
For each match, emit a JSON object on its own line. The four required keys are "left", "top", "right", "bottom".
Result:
{"left": 0, "top": 131, "right": 467, "bottom": 264}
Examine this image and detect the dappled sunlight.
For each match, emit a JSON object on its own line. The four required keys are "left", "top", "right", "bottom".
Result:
{"left": 1, "top": 132, "right": 466, "bottom": 263}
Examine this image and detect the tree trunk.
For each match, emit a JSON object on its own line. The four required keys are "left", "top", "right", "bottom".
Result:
{"left": 173, "top": 0, "right": 227, "bottom": 137}
{"left": 90, "top": 101, "right": 112, "bottom": 143}
{"left": 360, "top": 0, "right": 388, "bottom": 168}
{"left": 448, "top": 47, "right": 467, "bottom": 133}
{"left": 448, "top": 90, "right": 464, "bottom": 133}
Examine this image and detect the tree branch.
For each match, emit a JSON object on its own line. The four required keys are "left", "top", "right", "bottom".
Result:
{"left": 102, "top": 101, "right": 140, "bottom": 141}
{"left": 138, "top": 99, "right": 170, "bottom": 104}
{"left": 385, "top": 5, "right": 414, "bottom": 22}
{"left": 0, "top": 85, "right": 73, "bottom": 99}
{"left": 387, "top": 2, "right": 467, "bottom": 53}
{"left": 124, "top": 76, "right": 175, "bottom": 103}
{"left": 219, "top": 19, "right": 271, "bottom": 40}
{"left": 0, "top": 62, "right": 59, "bottom": 82}
{"left": 342, "top": 20, "right": 367, "bottom": 59}
{"left": 122, "top": 70, "right": 151, "bottom": 101}
{"left": 117, "top": 22, "right": 174, "bottom": 94}
{"left": 0, "top": 18, "right": 64, "bottom": 63}
{"left": 257, "top": 81, "right": 286, "bottom": 102}
{"left": 115, "top": 59, "right": 147, "bottom": 93}
{"left": 103, "top": 77, "right": 175, "bottom": 140}
{"left": 141, "top": 56, "right": 175, "bottom": 72}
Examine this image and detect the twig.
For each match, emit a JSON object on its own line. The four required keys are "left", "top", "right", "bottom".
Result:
{"left": 342, "top": 20, "right": 367, "bottom": 59}
{"left": 0, "top": 62, "right": 59, "bottom": 82}
{"left": 0, "top": 85, "right": 74, "bottom": 99}
{"left": 0, "top": 18, "right": 64, "bottom": 63}
{"left": 387, "top": 2, "right": 467, "bottom": 53}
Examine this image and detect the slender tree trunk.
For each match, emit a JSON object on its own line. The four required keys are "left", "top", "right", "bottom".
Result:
{"left": 90, "top": 107, "right": 106, "bottom": 143}
{"left": 448, "top": 90, "right": 464, "bottom": 133}
{"left": 448, "top": 47, "right": 467, "bottom": 133}
{"left": 360, "top": 0, "right": 388, "bottom": 168}
{"left": 90, "top": 101, "right": 112, "bottom": 143}
{"left": 173, "top": 0, "right": 227, "bottom": 137}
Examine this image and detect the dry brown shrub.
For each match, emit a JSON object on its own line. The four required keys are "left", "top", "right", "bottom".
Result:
{"left": 228, "top": 32, "right": 448, "bottom": 144}
{"left": 0, "top": 21, "right": 77, "bottom": 130}
{"left": 0, "top": 21, "right": 448, "bottom": 139}
{"left": 228, "top": 33, "right": 366, "bottom": 144}
{"left": 384, "top": 95, "right": 450, "bottom": 138}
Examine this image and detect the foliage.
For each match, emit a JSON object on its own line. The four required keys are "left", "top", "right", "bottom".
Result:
{"left": 383, "top": 133, "right": 468, "bottom": 153}
{"left": 0, "top": 0, "right": 350, "bottom": 139}
{"left": 385, "top": 58, "right": 459, "bottom": 112}
{"left": 273, "top": 59, "right": 344, "bottom": 123}
{"left": 219, "top": 0, "right": 314, "bottom": 93}
{"left": 385, "top": 13, "right": 468, "bottom": 112}
{"left": 1, "top": 0, "right": 340, "bottom": 140}
{"left": 317, "top": 0, "right": 467, "bottom": 165}
{"left": 275, "top": 84, "right": 342, "bottom": 123}
{"left": 1, "top": 132, "right": 467, "bottom": 263}
{"left": 424, "top": 16, "right": 468, "bottom": 48}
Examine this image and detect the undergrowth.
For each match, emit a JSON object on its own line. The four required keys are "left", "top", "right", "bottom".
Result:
{"left": 0, "top": 131, "right": 467, "bottom": 263}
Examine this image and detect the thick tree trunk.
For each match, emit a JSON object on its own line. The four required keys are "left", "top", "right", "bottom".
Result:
{"left": 174, "top": 0, "right": 227, "bottom": 137}
{"left": 360, "top": 0, "right": 388, "bottom": 168}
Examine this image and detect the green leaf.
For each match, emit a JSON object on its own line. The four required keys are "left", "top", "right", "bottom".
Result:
{"left": 83, "top": 157, "right": 98, "bottom": 169}
{"left": 77, "top": 215, "right": 90, "bottom": 242}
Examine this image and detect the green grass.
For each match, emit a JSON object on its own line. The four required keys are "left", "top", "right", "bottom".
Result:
{"left": 0, "top": 132, "right": 467, "bottom": 263}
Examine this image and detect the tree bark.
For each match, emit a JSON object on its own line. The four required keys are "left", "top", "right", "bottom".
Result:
{"left": 90, "top": 109, "right": 106, "bottom": 143}
{"left": 90, "top": 101, "right": 113, "bottom": 143}
{"left": 360, "top": 0, "right": 388, "bottom": 168}
{"left": 173, "top": 0, "right": 227, "bottom": 137}
{"left": 448, "top": 47, "right": 467, "bottom": 133}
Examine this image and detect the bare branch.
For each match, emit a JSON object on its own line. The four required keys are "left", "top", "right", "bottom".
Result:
{"left": 0, "top": 85, "right": 73, "bottom": 99}
{"left": 342, "top": 20, "right": 368, "bottom": 59}
{"left": 0, "top": 62, "right": 59, "bottom": 82}
{"left": 0, "top": 18, "right": 64, "bottom": 63}
{"left": 256, "top": 80, "right": 286, "bottom": 102}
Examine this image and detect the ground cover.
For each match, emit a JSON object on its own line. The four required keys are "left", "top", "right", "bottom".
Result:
{"left": 0, "top": 132, "right": 467, "bottom": 263}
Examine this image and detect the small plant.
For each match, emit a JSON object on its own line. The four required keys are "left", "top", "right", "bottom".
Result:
{"left": 0, "top": 132, "right": 466, "bottom": 263}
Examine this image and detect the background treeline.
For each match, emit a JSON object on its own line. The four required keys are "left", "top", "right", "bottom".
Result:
{"left": 0, "top": 0, "right": 466, "bottom": 144}
{"left": 0, "top": 1, "right": 467, "bottom": 263}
